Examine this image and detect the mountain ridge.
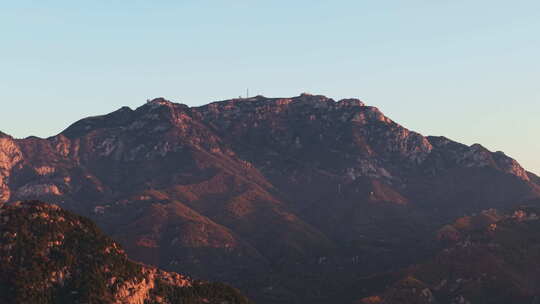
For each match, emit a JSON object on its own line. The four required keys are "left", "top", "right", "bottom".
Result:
{"left": 1, "top": 94, "right": 539, "bottom": 303}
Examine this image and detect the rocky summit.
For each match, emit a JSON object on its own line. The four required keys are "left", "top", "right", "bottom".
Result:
{"left": 1, "top": 94, "right": 539, "bottom": 303}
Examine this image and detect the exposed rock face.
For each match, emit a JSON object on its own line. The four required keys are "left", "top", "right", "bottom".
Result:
{"left": 0, "top": 201, "right": 250, "bottom": 304}
{"left": 1, "top": 94, "right": 539, "bottom": 303}
{"left": 0, "top": 136, "right": 23, "bottom": 203}
{"left": 427, "top": 138, "right": 530, "bottom": 181}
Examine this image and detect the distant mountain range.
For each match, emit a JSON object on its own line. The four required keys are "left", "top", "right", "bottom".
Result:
{"left": 1, "top": 94, "right": 539, "bottom": 303}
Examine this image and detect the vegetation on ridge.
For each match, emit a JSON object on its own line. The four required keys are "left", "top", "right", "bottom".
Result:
{"left": 0, "top": 200, "right": 251, "bottom": 304}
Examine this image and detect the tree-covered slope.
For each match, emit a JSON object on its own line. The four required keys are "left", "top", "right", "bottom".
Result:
{"left": 0, "top": 200, "right": 251, "bottom": 304}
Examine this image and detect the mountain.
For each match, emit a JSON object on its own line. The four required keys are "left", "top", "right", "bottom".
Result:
{"left": 1, "top": 94, "right": 539, "bottom": 303}
{"left": 0, "top": 200, "right": 251, "bottom": 304}
{"left": 358, "top": 200, "right": 540, "bottom": 304}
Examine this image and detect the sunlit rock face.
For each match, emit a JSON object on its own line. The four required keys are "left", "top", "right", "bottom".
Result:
{"left": 0, "top": 94, "right": 538, "bottom": 304}
{"left": 0, "top": 136, "right": 23, "bottom": 203}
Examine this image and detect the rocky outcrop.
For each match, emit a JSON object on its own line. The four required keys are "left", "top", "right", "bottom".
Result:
{"left": 0, "top": 136, "right": 22, "bottom": 203}
{"left": 426, "top": 137, "right": 530, "bottom": 181}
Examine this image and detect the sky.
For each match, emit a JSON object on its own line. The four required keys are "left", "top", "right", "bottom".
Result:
{"left": 1, "top": 1, "right": 539, "bottom": 174}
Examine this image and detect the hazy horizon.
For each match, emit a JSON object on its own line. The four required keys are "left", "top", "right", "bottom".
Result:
{"left": 2, "top": 1, "right": 538, "bottom": 174}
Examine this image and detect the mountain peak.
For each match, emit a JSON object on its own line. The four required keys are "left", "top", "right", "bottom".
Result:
{"left": 60, "top": 105, "right": 134, "bottom": 138}
{"left": 294, "top": 93, "right": 334, "bottom": 104}
{"left": 140, "top": 98, "right": 190, "bottom": 114}
{"left": 146, "top": 97, "right": 175, "bottom": 106}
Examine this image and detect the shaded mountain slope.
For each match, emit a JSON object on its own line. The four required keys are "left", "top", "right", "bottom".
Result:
{"left": 359, "top": 202, "right": 540, "bottom": 304}
{"left": 528, "top": 171, "right": 540, "bottom": 186}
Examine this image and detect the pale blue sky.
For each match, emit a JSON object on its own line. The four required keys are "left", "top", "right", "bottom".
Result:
{"left": 1, "top": 1, "right": 539, "bottom": 174}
